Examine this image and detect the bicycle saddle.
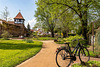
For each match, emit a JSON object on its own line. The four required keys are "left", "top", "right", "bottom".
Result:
{"left": 64, "top": 42, "right": 70, "bottom": 44}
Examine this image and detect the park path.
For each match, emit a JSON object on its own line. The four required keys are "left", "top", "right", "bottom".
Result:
{"left": 16, "top": 40, "right": 100, "bottom": 67}
{"left": 16, "top": 40, "right": 59, "bottom": 67}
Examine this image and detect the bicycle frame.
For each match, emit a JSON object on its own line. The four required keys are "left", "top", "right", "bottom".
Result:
{"left": 56, "top": 39, "right": 90, "bottom": 67}
{"left": 68, "top": 41, "right": 83, "bottom": 56}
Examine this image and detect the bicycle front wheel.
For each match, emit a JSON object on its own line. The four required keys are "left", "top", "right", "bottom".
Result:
{"left": 56, "top": 49, "right": 71, "bottom": 67}
{"left": 79, "top": 47, "right": 90, "bottom": 63}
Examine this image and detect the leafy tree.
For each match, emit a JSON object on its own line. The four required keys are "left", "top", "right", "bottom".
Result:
{"left": 35, "top": 3, "right": 57, "bottom": 37}
{"left": 33, "top": 22, "right": 42, "bottom": 29}
{"left": 58, "top": 9, "right": 76, "bottom": 38}
{"left": 87, "top": 0, "right": 100, "bottom": 33}
{"left": 37, "top": 0, "right": 98, "bottom": 40}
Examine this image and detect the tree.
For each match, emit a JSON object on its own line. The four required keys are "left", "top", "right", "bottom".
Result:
{"left": 35, "top": 3, "right": 57, "bottom": 37}
{"left": 2, "top": 6, "right": 9, "bottom": 21}
{"left": 27, "top": 23, "right": 31, "bottom": 37}
{"left": 56, "top": 9, "right": 75, "bottom": 38}
{"left": 33, "top": 22, "right": 42, "bottom": 29}
{"left": 37, "top": 0, "right": 97, "bottom": 40}
{"left": 27, "top": 23, "right": 30, "bottom": 31}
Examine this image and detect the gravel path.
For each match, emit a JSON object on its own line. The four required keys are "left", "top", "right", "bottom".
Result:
{"left": 16, "top": 40, "right": 100, "bottom": 67}
{"left": 16, "top": 40, "right": 59, "bottom": 67}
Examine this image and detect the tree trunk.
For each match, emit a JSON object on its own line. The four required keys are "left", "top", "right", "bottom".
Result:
{"left": 80, "top": 10, "right": 88, "bottom": 41}
{"left": 51, "top": 31, "right": 54, "bottom": 37}
{"left": 82, "top": 8, "right": 88, "bottom": 41}
{"left": 51, "top": 30, "right": 54, "bottom": 37}
{"left": 82, "top": 21, "right": 87, "bottom": 40}
{"left": 63, "top": 31, "right": 68, "bottom": 38}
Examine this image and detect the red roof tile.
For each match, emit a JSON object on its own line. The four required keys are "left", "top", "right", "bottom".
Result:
{"left": 14, "top": 12, "right": 24, "bottom": 19}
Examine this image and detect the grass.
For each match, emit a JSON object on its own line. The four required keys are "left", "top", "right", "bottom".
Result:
{"left": 0, "top": 40, "right": 42, "bottom": 67}
{"left": 55, "top": 41, "right": 64, "bottom": 44}
{"left": 89, "top": 51, "right": 100, "bottom": 58}
{"left": 33, "top": 37, "right": 56, "bottom": 40}
{"left": 72, "top": 61, "right": 100, "bottom": 67}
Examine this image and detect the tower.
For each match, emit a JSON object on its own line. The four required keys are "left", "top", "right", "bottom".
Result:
{"left": 14, "top": 12, "right": 25, "bottom": 25}
{"left": 14, "top": 12, "right": 25, "bottom": 36}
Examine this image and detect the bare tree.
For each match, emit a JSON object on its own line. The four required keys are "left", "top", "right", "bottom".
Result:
{"left": 2, "top": 6, "right": 9, "bottom": 21}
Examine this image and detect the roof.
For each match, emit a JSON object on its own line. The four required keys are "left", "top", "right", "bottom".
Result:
{"left": 0, "top": 19, "right": 6, "bottom": 22}
{"left": 14, "top": 12, "right": 24, "bottom": 19}
{"left": 7, "top": 21, "right": 14, "bottom": 24}
{"left": 0, "top": 19, "right": 21, "bottom": 27}
{"left": 30, "top": 29, "right": 34, "bottom": 32}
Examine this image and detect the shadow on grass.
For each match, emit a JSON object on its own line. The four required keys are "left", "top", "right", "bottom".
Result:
{"left": 0, "top": 42, "right": 42, "bottom": 50}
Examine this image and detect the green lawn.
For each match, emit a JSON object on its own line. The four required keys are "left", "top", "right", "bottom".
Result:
{"left": 33, "top": 37, "right": 56, "bottom": 40}
{"left": 55, "top": 41, "right": 64, "bottom": 44}
{"left": 72, "top": 61, "right": 100, "bottom": 67}
{"left": 0, "top": 40, "right": 42, "bottom": 67}
{"left": 89, "top": 51, "right": 100, "bottom": 58}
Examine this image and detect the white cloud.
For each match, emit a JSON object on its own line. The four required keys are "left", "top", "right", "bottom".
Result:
{"left": 25, "top": 17, "right": 37, "bottom": 29}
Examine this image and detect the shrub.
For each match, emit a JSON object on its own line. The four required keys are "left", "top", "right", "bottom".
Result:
{"left": 1, "top": 30, "right": 13, "bottom": 40}
{"left": 29, "top": 34, "right": 33, "bottom": 38}
{"left": 32, "top": 32, "right": 37, "bottom": 37}
{"left": 68, "top": 33, "right": 76, "bottom": 36}
{"left": 38, "top": 34, "right": 51, "bottom": 37}
{"left": 95, "top": 27, "right": 100, "bottom": 53}
{"left": 54, "top": 39, "right": 58, "bottom": 42}
{"left": 95, "top": 45, "right": 100, "bottom": 55}
{"left": 54, "top": 38, "right": 64, "bottom": 44}
{"left": 63, "top": 35, "right": 87, "bottom": 47}
{"left": 23, "top": 39, "right": 34, "bottom": 43}
{"left": 89, "top": 51, "right": 100, "bottom": 58}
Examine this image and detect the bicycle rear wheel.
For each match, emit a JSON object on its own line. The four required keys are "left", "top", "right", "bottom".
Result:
{"left": 79, "top": 47, "right": 90, "bottom": 63}
{"left": 56, "top": 49, "right": 71, "bottom": 67}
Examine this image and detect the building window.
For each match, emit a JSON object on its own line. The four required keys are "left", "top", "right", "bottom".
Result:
{"left": 16, "top": 19, "right": 19, "bottom": 22}
{"left": 19, "top": 19, "right": 21, "bottom": 22}
{"left": 15, "top": 22, "right": 17, "bottom": 23}
{"left": 21, "top": 20, "right": 23, "bottom": 22}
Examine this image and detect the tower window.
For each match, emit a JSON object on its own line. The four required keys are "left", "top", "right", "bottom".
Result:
{"left": 21, "top": 20, "right": 23, "bottom": 22}
{"left": 16, "top": 19, "right": 18, "bottom": 22}
{"left": 19, "top": 19, "right": 21, "bottom": 22}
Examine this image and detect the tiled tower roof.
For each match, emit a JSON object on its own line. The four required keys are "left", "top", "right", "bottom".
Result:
{"left": 14, "top": 12, "right": 24, "bottom": 19}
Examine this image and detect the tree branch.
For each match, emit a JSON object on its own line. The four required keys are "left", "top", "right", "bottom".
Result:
{"left": 46, "top": 2, "right": 80, "bottom": 18}
{"left": 87, "top": 0, "right": 94, "bottom": 8}
{"left": 76, "top": 0, "right": 80, "bottom": 4}
{"left": 58, "top": 8, "right": 69, "bottom": 17}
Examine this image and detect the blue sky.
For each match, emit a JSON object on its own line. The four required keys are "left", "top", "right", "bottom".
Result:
{"left": 0, "top": 0, "right": 37, "bottom": 29}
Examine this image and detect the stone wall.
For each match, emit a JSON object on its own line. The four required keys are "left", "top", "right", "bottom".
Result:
{"left": 0, "top": 21, "right": 27, "bottom": 37}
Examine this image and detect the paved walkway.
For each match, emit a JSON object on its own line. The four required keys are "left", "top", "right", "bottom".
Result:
{"left": 16, "top": 40, "right": 100, "bottom": 67}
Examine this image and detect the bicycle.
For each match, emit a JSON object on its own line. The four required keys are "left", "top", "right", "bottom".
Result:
{"left": 56, "top": 39, "right": 90, "bottom": 67}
